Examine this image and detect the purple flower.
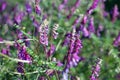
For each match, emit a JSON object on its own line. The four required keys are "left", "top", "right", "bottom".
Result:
{"left": 39, "top": 19, "right": 49, "bottom": 46}
{"left": 62, "top": 33, "right": 72, "bottom": 46}
{"left": 32, "top": 16, "right": 40, "bottom": 27}
{"left": 1, "top": 48, "right": 10, "bottom": 55}
{"left": 0, "top": 1, "right": 7, "bottom": 12}
{"left": 25, "top": 3, "right": 32, "bottom": 14}
{"left": 35, "top": 5, "right": 41, "bottom": 15}
{"left": 14, "top": 12, "right": 25, "bottom": 24}
{"left": 87, "top": 0, "right": 99, "bottom": 15}
{"left": 17, "top": 62, "right": 24, "bottom": 73}
{"left": 72, "top": 16, "right": 80, "bottom": 27}
{"left": 47, "top": 44, "right": 55, "bottom": 58}
{"left": 90, "top": 58, "right": 102, "bottom": 80}
{"left": 57, "top": 61, "right": 63, "bottom": 66}
{"left": 82, "top": 27, "right": 90, "bottom": 37}
{"left": 18, "top": 46, "right": 32, "bottom": 62}
{"left": 113, "top": 32, "right": 120, "bottom": 47}
{"left": 88, "top": 17, "right": 95, "bottom": 33}
{"left": 64, "top": 29, "right": 83, "bottom": 72}
{"left": 96, "top": 24, "right": 104, "bottom": 37}
{"left": 112, "top": 5, "right": 119, "bottom": 23}
{"left": 16, "top": 45, "right": 32, "bottom": 73}
{"left": 58, "top": 0, "right": 68, "bottom": 11}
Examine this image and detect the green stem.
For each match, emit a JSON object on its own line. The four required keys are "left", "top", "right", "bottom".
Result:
{"left": 55, "top": 70, "right": 59, "bottom": 80}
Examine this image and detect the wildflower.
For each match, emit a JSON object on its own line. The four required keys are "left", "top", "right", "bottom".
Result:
{"left": 32, "top": 16, "right": 40, "bottom": 27}
{"left": 39, "top": 19, "right": 49, "bottom": 46}
{"left": 62, "top": 33, "right": 71, "bottom": 46}
{"left": 82, "top": 27, "right": 90, "bottom": 37}
{"left": 35, "top": 5, "right": 41, "bottom": 15}
{"left": 88, "top": 17, "right": 95, "bottom": 33}
{"left": 16, "top": 45, "right": 32, "bottom": 73}
{"left": 14, "top": 12, "right": 25, "bottom": 24}
{"left": 62, "top": 71, "right": 68, "bottom": 80}
{"left": 58, "top": 0, "right": 68, "bottom": 11}
{"left": 90, "top": 58, "right": 102, "bottom": 80}
{"left": 52, "top": 24, "right": 59, "bottom": 39}
{"left": 47, "top": 44, "right": 55, "bottom": 58}
{"left": 96, "top": 24, "right": 104, "bottom": 37}
{"left": 113, "top": 32, "right": 120, "bottom": 47}
{"left": 112, "top": 5, "right": 119, "bottom": 23}
{"left": 0, "top": 1, "right": 7, "bottom": 12}
{"left": 18, "top": 46, "right": 32, "bottom": 62}
{"left": 87, "top": 0, "right": 99, "bottom": 15}
{"left": 25, "top": 2, "right": 32, "bottom": 14}
{"left": 1, "top": 48, "right": 10, "bottom": 55}
{"left": 64, "top": 28, "right": 83, "bottom": 72}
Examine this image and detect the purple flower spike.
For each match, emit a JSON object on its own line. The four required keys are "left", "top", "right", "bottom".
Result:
{"left": 18, "top": 46, "right": 32, "bottom": 62}
{"left": 39, "top": 19, "right": 49, "bottom": 46}
{"left": 87, "top": 0, "right": 99, "bottom": 15}
{"left": 88, "top": 17, "right": 95, "bottom": 33}
{"left": 82, "top": 27, "right": 90, "bottom": 37}
{"left": 0, "top": 1, "right": 7, "bottom": 12}
{"left": 113, "top": 32, "right": 120, "bottom": 47}
{"left": 47, "top": 44, "right": 55, "bottom": 58}
{"left": 35, "top": 5, "right": 41, "bottom": 15}
{"left": 90, "top": 58, "right": 102, "bottom": 80}
{"left": 63, "top": 29, "right": 83, "bottom": 72}
{"left": 14, "top": 12, "right": 25, "bottom": 24}
{"left": 25, "top": 3, "right": 32, "bottom": 14}
{"left": 112, "top": 5, "right": 119, "bottom": 23}
{"left": 62, "top": 33, "right": 72, "bottom": 46}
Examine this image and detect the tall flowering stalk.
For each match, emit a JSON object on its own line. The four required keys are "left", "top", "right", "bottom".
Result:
{"left": 35, "top": 0, "right": 41, "bottom": 15}
{"left": 39, "top": 19, "right": 49, "bottom": 46}
{"left": 88, "top": 17, "right": 95, "bottom": 33}
{"left": 112, "top": 5, "right": 119, "bottom": 23}
{"left": 90, "top": 58, "right": 102, "bottom": 80}
{"left": 15, "top": 43, "right": 32, "bottom": 73}
{"left": 63, "top": 28, "right": 83, "bottom": 73}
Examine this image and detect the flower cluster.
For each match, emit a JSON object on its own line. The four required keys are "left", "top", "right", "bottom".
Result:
{"left": 90, "top": 58, "right": 102, "bottom": 80}
{"left": 39, "top": 19, "right": 49, "bottom": 46}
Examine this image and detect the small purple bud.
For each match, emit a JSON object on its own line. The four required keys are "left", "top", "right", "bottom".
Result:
{"left": 57, "top": 61, "right": 63, "bottom": 66}
{"left": 35, "top": 5, "right": 41, "bottom": 15}
{"left": 25, "top": 3, "right": 32, "bottom": 14}
{"left": 1, "top": 48, "right": 9, "bottom": 55}
{"left": 113, "top": 32, "right": 120, "bottom": 47}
